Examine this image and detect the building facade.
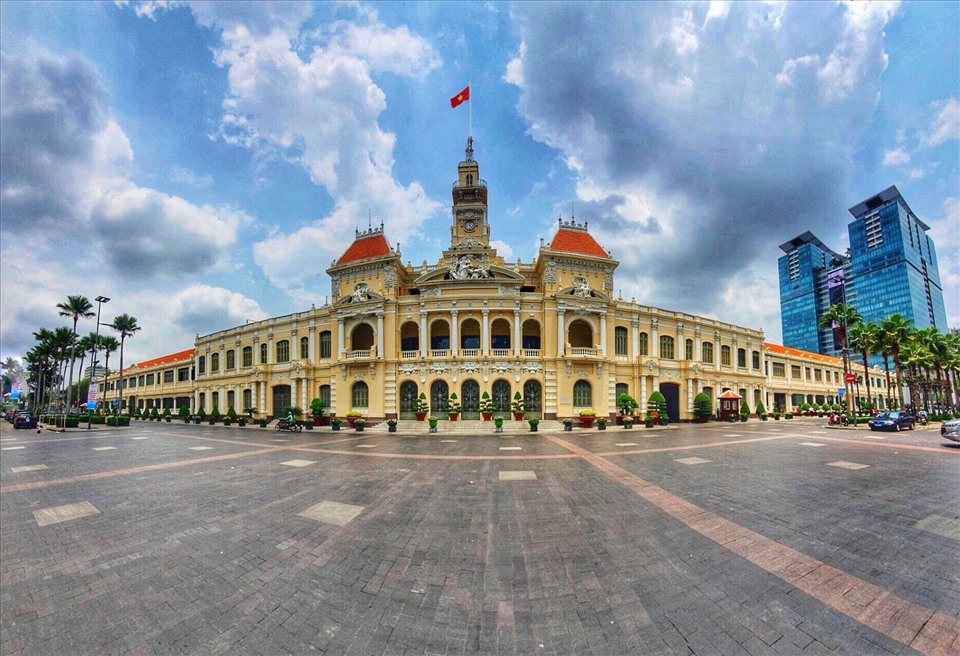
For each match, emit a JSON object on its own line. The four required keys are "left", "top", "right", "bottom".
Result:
{"left": 779, "top": 186, "right": 948, "bottom": 364}
{"left": 103, "top": 141, "right": 887, "bottom": 420}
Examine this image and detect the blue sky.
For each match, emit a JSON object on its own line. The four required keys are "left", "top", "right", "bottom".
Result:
{"left": 1, "top": 1, "right": 957, "bottom": 366}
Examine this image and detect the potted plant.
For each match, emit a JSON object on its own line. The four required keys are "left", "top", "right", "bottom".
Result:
{"left": 785, "top": 411, "right": 794, "bottom": 419}
{"left": 238, "top": 417, "right": 246, "bottom": 427}
{"left": 354, "top": 418, "right": 365, "bottom": 432}
{"left": 244, "top": 405, "right": 257, "bottom": 421}
{"left": 562, "top": 418, "right": 573, "bottom": 432}
{"left": 331, "top": 417, "right": 341, "bottom": 431}
{"left": 258, "top": 416, "right": 268, "bottom": 428}
{"left": 227, "top": 405, "right": 237, "bottom": 425}
{"left": 756, "top": 401, "right": 767, "bottom": 421}
{"left": 694, "top": 392, "right": 712, "bottom": 423}
{"left": 179, "top": 406, "right": 190, "bottom": 423}
{"left": 346, "top": 410, "right": 363, "bottom": 427}
{"left": 739, "top": 400, "right": 749, "bottom": 422}
{"left": 163, "top": 407, "right": 172, "bottom": 422}
{"left": 623, "top": 416, "right": 634, "bottom": 429}
{"left": 151, "top": 407, "right": 160, "bottom": 421}
{"left": 428, "top": 417, "right": 438, "bottom": 433}
{"left": 597, "top": 417, "right": 607, "bottom": 431}
{"left": 447, "top": 393, "right": 462, "bottom": 421}
{"left": 511, "top": 392, "right": 525, "bottom": 420}
{"left": 209, "top": 407, "right": 220, "bottom": 425}
{"left": 493, "top": 416, "right": 504, "bottom": 433}
{"left": 617, "top": 393, "right": 639, "bottom": 424}
{"left": 195, "top": 408, "right": 205, "bottom": 424}
{"left": 647, "top": 391, "right": 668, "bottom": 426}
{"left": 309, "top": 398, "right": 326, "bottom": 426}
{"left": 772, "top": 409, "right": 780, "bottom": 420}
{"left": 416, "top": 393, "right": 429, "bottom": 421}
{"left": 387, "top": 418, "right": 398, "bottom": 433}
{"left": 528, "top": 417, "right": 539, "bottom": 432}
{"left": 135, "top": 407, "right": 143, "bottom": 421}
{"left": 480, "top": 392, "right": 495, "bottom": 421}
{"left": 304, "top": 418, "right": 314, "bottom": 430}
{"left": 223, "top": 415, "right": 232, "bottom": 426}
{"left": 644, "top": 414, "right": 654, "bottom": 428}
{"left": 579, "top": 409, "right": 596, "bottom": 429}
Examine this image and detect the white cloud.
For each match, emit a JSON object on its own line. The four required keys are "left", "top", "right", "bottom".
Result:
{"left": 882, "top": 147, "right": 910, "bottom": 166}
{"left": 923, "top": 197, "right": 959, "bottom": 328}
{"left": 817, "top": 1, "right": 901, "bottom": 102}
{"left": 704, "top": 1, "right": 730, "bottom": 27}
{"left": 775, "top": 55, "right": 819, "bottom": 87}
{"left": 924, "top": 98, "right": 959, "bottom": 147}
{"left": 170, "top": 165, "right": 213, "bottom": 188}
{"left": 490, "top": 240, "right": 514, "bottom": 259}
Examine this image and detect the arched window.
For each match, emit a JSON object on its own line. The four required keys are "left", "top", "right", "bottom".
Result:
{"left": 522, "top": 319, "right": 541, "bottom": 351}
{"left": 226, "top": 350, "right": 235, "bottom": 370}
{"left": 319, "top": 385, "right": 331, "bottom": 408}
{"left": 211, "top": 353, "right": 219, "bottom": 372}
{"left": 573, "top": 380, "right": 592, "bottom": 408}
{"left": 639, "top": 332, "right": 649, "bottom": 356}
{"left": 300, "top": 337, "right": 309, "bottom": 359}
{"left": 352, "top": 381, "right": 369, "bottom": 409}
{"left": 242, "top": 389, "right": 252, "bottom": 410}
{"left": 460, "top": 318, "right": 481, "bottom": 351}
{"left": 319, "top": 331, "right": 331, "bottom": 359}
{"left": 702, "top": 342, "right": 713, "bottom": 363}
{"left": 400, "top": 322, "right": 419, "bottom": 352}
{"left": 242, "top": 346, "right": 252, "bottom": 367}
{"left": 752, "top": 350, "right": 760, "bottom": 369}
{"left": 615, "top": 382, "right": 629, "bottom": 405}
{"left": 737, "top": 348, "right": 746, "bottom": 368}
{"left": 659, "top": 336, "right": 675, "bottom": 360}
{"left": 227, "top": 390, "right": 235, "bottom": 409}
{"left": 614, "top": 327, "right": 628, "bottom": 356}
{"left": 685, "top": 339, "right": 693, "bottom": 361}
{"left": 568, "top": 319, "right": 592, "bottom": 348}
{"left": 721, "top": 345, "right": 731, "bottom": 366}
{"left": 351, "top": 324, "right": 374, "bottom": 352}
{"left": 211, "top": 391, "right": 219, "bottom": 412}
{"left": 430, "top": 320, "right": 450, "bottom": 351}
{"left": 276, "top": 340, "right": 290, "bottom": 363}
{"left": 490, "top": 318, "right": 511, "bottom": 351}
{"left": 198, "top": 356, "right": 206, "bottom": 375}
{"left": 260, "top": 343, "right": 267, "bottom": 364}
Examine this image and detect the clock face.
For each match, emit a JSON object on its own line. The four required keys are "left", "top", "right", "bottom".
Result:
{"left": 464, "top": 220, "right": 476, "bottom": 232}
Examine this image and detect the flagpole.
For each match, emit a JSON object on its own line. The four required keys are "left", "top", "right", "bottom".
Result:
{"left": 468, "top": 81, "right": 472, "bottom": 139}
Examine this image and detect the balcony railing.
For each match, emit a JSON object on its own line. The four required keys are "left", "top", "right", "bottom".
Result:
{"left": 523, "top": 349, "right": 540, "bottom": 358}
{"left": 491, "top": 349, "right": 511, "bottom": 357}
{"left": 400, "top": 351, "right": 418, "bottom": 359}
{"left": 346, "top": 350, "right": 371, "bottom": 359}
{"left": 569, "top": 347, "right": 595, "bottom": 356}
{"left": 460, "top": 349, "right": 480, "bottom": 357}
{"left": 431, "top": 349, "right": 449, "bottom": 358}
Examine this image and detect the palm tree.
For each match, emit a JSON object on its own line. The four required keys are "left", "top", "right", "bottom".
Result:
{"left": 945, "top": 333, "right": 960, "bottom": 410}
{"left": 818, "top": 303, "right": 862, "bottom": 408}
{"left": 56, "top": 295, "right": 94, "bottom": 414}
{"left": 109, "top": 314, "right": 141, "bottom": 411}
{"left": 848, "top": 322, "right": 879, "bottom": 409}
{"left": 99, "top": 336, "right": 120, "bottom": 410}
{"left": 879, "top": 314, "right": 912, "bottom": 409}
{"left": 917, "top": 327, "right": 948, "bottom": 409}
{"left": 50, "top": 327, "right": 76, "bottom": 411}
{"left": 30, "top": 328, "right": 55, "bottom": 408}
{"left": 75, "top": 333, "right": 99, "bottom": 385}
{"left": 900, "top": 338, "right": 932, "bottom": 411}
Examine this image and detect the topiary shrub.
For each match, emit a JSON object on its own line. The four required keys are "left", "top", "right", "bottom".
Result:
{"left": 694, "top": 392, "right": 712, "bottom": 422}
{"left": 647, "top": 391, "right": 667, "bottom": 424}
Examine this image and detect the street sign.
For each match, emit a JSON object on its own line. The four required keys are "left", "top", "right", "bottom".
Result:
{"left": 845, "top": 373, "right": 856, "bottom": 383}
{"left": 837, "top": 388, "right": 845, "bottom": 399}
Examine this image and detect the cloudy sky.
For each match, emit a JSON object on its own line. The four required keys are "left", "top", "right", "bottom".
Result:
{"left": 1, "top": 1, "right": 957, "bottom": 366}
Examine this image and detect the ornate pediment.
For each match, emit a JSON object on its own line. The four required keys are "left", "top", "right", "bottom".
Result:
{"left": 557, "top": 277, "right": 608, "bottom": 300}
{"left": 334, "top": 282, "right": 385, "bottom": 307}
{"left": 414, "top": 264, "right": 524, "bottom": 286}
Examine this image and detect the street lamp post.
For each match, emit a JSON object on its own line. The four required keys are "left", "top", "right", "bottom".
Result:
{"left": 86, "top": 296, "right": 110, "bottom": 430}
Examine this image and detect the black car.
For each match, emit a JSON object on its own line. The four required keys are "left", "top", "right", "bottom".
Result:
{"left": 867, "top": 411, "right": 914, "bottom": 432}
{"left": 13, "top": 413, "right": 38, "bottom": 429}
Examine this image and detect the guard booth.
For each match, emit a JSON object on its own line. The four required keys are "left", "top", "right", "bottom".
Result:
{"left": 718, "top": 391, "right": 742, "bottom": 422}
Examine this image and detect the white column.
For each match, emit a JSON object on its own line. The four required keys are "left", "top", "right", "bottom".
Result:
{"left": 376, "top": 313, "right": 384, "bottom": 358}
{"left": 599, "top": 311, "right": 607, "bottom": 357}
{"left": 193, "top": 389, "right": 198, "bottom": 413}
{"left": 557, "top": 310, "right": 565, "bottom": 357}
{"left": 687, "top": 379, "right": 693, "bottom": 412}
{"left": 651, "top": 319, "right": 659, "bottom": 358}
{"left": 337, "top": 319, "right": 345, "bottom": 360}
{"left": 450, "top": 311, "right": 459, "bottom": 357}
{"left": 714, "top": 331, "right": 721, "bottom": 368}
{"left": 308, "top": 327, "right": 316, "bottom": 365}
{"left": 631, "top": 318, "right": 639, "bottom": 360}
{"left": 481, "top": 309, "right": 490, "bottom": 357}
{"left": 258, "top": 381, "right": 266, "bottom": 414}
{"left": 301, "top": 378, "right": 307, "bottom": 410}
{"left": 641, "top": 376, "right": 647, "bottom": 408}
{"left": 419, "top": 312, "right": 428, "bottom": 357}
{"left": 513, "top": 309, "right": 521, "bottom": 357}
{"left": 291, "top": 378, "right": 297, "bottom": 411}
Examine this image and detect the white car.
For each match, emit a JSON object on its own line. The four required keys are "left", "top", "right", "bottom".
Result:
{"left": 941, "top": 419, "right": 960, "bottom": 443}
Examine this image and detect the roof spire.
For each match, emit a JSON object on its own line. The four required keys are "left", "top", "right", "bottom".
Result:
{"left": 465, "top": 135, "right": 474, "bottom": 162}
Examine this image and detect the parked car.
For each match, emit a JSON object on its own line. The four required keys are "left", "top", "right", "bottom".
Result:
{"left": 867, "top": 411, "right": 914, "bottom": 432}
{"left": 941, "top": 419, "right": 960, "bottom": 443}
{"left": 13, "top": 413, "right": 38, "bottom": 429}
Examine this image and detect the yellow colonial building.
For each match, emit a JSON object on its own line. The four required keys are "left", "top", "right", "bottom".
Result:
{"left": 102, "top": 140, "right": 886, "bottom": 421}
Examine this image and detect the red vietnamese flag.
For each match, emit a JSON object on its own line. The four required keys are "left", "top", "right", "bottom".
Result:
{"left": 450, "top": 85, "right": 470, "bottom": 108}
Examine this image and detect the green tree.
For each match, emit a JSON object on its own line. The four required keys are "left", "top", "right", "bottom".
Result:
{"left": 848, "top": 322, "right": 879, "bottom": 408}
{"left": 900, "top": 338, "right": 932, "bottom": 410}
{"left": 879, "top": 314, "right": 912, "bottom": 409}
{"left": 693, "top": 392, "right": 712, "bottom": 419}
{"left": 109, "top": 314, "right": 141, "bottom": 411}
{"left": 818, "top": 304, "right": 862, "bottom": 406}
{"left": 617, "top": 393, "right": 639, "bottom": 417}
{"left": 56, "top": 295, "right": 95, "bottom": 415}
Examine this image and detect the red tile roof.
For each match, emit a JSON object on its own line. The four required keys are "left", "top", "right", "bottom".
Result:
{"left": 549, "top": 229, "right": 609, "bottom": 258}
{"left": 337, "top": 235, "right": 391, "bottom": 265}
{"left": 764, "top": 342, "right": 843, "bottom": 366}
{"left": 132, "top": 349, "right": 196, "bottom": 371}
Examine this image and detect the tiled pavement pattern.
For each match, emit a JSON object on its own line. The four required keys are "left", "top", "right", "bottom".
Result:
{"left": 1, "top": 420, "right": 958, "bottom": 655}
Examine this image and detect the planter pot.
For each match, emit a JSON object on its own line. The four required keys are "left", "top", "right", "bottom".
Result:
{"left": 305, "top": 422, "right": 313, "bottom": 430}
{"left": 165, "top": 417, "right": 171, "bottom": 422}
{"left": 258, "top": 420, "right": 267, "bottom": 428}
{"left": 209, "top": 420, "right": 216, "bottom": 425}
{"left": 238, "top": 421, "right": 246, "bottom": 427}
{"left": 761, "top": 416, "right": 768, "bottom": 421}
{"left": 513, "top": 413, "right": 524, "bottom": 421}
{"left": 355, "top": 425, "right": 364, "bottom": 432}
{"left": 388, "top": 425, "right": 397, "bottom": 433}
{"left": 347, "top": 418, "right": 358, "bottom": 427}
{"left": 529, "top": 425, "right": 538, "bottom": 432}
{"left": 740, "top": 416, "right": 747, "bottom": 422}
{"left": 624, "top": 422, "right": 633, "bottom": 429}
{"left": 448, "top": 415, "right": 459, "bottom": 422}
{"left": 495, "top": 426, "right": 503, "bottom": 433}
{"left": 597, "top": 424, "right": 606, "bottom": 431}
{"left": 193, "top": 418, "right": 201, "bottom": 424}
{"left": 774, "top": 416, "right": 780, "bottom": 420}
{"left": 184, "top": 417, "right": 191, "bottom": 423}
{"left": 416, "top": 413, "right": 427, "bottom": 422}
{"left": 563, "top": 424, "right": 572, "bottom": 431}
{"left": 580, "top": 418, "right": 594, "bottom": 429}
{"left": 482, "top": 413, "right": 492, "bottom": 421}
{"left": 645, "top": 420, "right": 654, "bottom": 428}
{"left": 332, "top": 424, "right": 341, "bottom": 431}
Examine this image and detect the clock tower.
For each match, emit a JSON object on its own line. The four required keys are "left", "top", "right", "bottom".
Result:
{"left": 450, "top": 137, "right": 489, "bottom": 248}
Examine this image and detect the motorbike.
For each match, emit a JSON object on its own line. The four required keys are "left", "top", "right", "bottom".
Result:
{"left": 276, "top": 418, "right": 303, "bottom": 432}
{"left": 916, "top": 415, "right": 928, "bottom": 426}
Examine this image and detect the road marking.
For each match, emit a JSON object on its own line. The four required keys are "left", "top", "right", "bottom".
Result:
{"left": 615, "top": 443, "right": 638, "bottom": 447}
{"left": 499, "top": 446, "right": 522, "bottom": 451}
{"left": 441, "top": 440, "right": 457, "bottom": 443}
{"left": 827, "top": 461, "right": 870, "bottom": 470}
{"left": 131, "top": 437, "right": 149, "bottom": 440}
{"left": 92, "top": 446, "right": 117, "bottom": 451}
{"left": 545, "top": 434, "right": 958, "bottom": 656}
{"left": 799, "top": 442, "right": 826, "bottom": 447}
{"left": 297, "top": 500, "right": 364, "bottom": 526}
{"left": 188, "top": 446, "right": 213, "bottom": 451}
{"left": 499, "top": 471, "right": 537, "bottom": 481}
{"left": 675, "top": 457, "right": 711, "bottom": 465}
{"left": 914, "top": 515, "right": 960, "bottom": 541}
{"left": 271, "top": 439, "right": 290, "bottom": 443}
{"left": 33, "top": 501, "right": 100, "bottom": 527}
{"left": 281, "top": 460, "right": 317, "bottom": 467}
{"left": 861, "top": 434, "right": 887, "bottom": 440}
{"left": 723, "top": 434, "right": 743, "bottom": 437}
{"left": 355, "top": 444, "right": 378, "bottom": 449}
{"left": 2, "top": 446, "right": 25, "bottom": 451}
{"left": 11, "top": 465, "right": 48, "bottom": 473}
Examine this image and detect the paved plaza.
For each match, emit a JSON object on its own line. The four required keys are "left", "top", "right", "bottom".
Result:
{"left": 1, "top": 418, "right": 958, "bottom": 656}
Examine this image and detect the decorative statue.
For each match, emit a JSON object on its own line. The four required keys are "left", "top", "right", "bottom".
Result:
{"left": 573, "top": 277, "right": 590, "bottom": 297}
{"left": 351, "top": 283, "right": 371, "bottom": 302}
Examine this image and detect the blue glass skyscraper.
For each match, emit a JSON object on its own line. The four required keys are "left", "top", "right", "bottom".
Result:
{"left": 778, "top": 186, "right": 947, "bottom": 364}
